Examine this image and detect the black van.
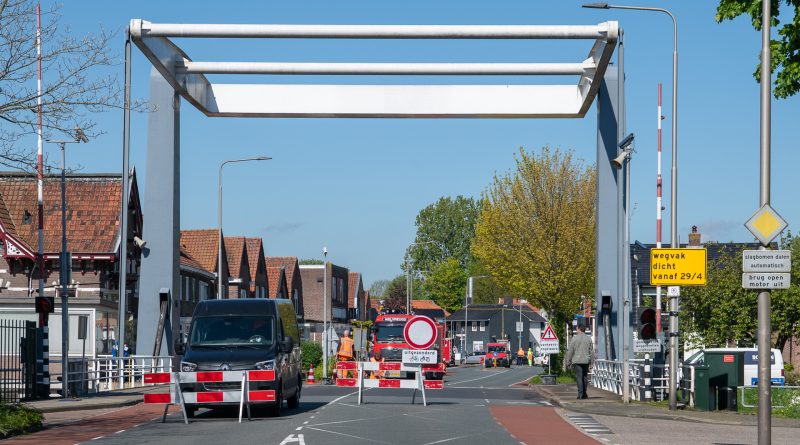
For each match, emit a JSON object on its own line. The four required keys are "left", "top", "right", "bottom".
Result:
{"left": 175, "top": 299, "right": 302, "bottom": 417}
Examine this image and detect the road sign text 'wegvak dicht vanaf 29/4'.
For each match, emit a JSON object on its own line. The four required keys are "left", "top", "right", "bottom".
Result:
{"left": 650, "top": 248, "right": 707, "bottom": 286}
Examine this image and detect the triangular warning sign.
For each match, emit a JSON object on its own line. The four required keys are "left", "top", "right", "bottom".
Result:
{"left": 540, "top": 325, "right": 558, "bottom": 341}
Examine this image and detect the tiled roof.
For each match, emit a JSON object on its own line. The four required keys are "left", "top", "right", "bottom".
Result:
{"left": 412, "top": 299, "right": 443, "bottom": 310}
{"left": 180, "top": 247, "right": 214, "bottom": 279}
{"left": 225, "top": 237, "right": 246, "bottom": 279}
{"left": 0, "top": 173, "right": 124, "bottom": 253}
{"left": 245, "top": 238, "right": 263, "bottom": 282}
{"left": 347, "top": 272, "right": 361, "bottom": 309}
{"left": 180, "top": 229, "right": 220, "bottom": 273}
{"left": 266, "top": 256, "right": 299, "bottom": 292}
{"left": 267, "top": 266, "right": 283, "bottom": 297}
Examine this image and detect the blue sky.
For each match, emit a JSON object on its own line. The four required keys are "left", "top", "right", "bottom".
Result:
{"left": 40, "top": 1, "right": 799, "bottom": 288}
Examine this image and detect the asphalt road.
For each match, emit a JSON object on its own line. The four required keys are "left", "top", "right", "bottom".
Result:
{"left": 87, "top": 364, "right": 567, "bottom": 445}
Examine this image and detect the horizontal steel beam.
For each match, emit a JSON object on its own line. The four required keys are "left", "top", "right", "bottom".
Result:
{"left": 203, "top": 84, "right": 584, "bottom": 118}
{"left": 177, "top": 60, "right": 593, "bottom": 76}
{"left": 134, "top": 21, "right": 614, "bottom": 40}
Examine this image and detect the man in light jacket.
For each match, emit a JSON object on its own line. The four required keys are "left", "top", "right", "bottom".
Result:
{"left": 564, "top": 324, "right": 593, "bottom": 399}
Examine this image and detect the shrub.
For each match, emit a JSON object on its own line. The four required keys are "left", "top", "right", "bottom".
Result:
{"left": 0, "top": 404, "right": 43, "bottom": 439}
{"left": 300, "top": 341, "right": 322, "bottom": 371}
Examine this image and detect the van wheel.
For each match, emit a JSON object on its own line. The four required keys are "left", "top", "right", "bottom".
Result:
{"left": 287, "top": 376, "right": 301, "bottom": 409}
{"left": 269, "top": 384, "right": 282, "bottom": 417}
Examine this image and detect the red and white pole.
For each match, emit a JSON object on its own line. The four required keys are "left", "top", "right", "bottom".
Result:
{"left": 36, "top": 2, "right": 46, "bottom": 327}
{"left": 655, "top": 83, "right": 663, "bottom": 334}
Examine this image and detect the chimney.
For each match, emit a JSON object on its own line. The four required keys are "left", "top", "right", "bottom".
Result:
{"left": 688, "top": 225, "right": 702, "bottom": 247}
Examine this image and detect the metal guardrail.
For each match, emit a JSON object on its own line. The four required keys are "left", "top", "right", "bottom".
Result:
{"left": 738, "top": 385, "right": 800, "bottom": 409}
{"left": 48, "top": 355, "right": 172, "bottom": 396}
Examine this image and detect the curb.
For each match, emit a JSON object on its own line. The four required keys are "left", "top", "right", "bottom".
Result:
{"left": 529, "top": 385, "right": 794, "bottom": 427}
{"left": 27, "top": 397, "right": 142, "bottom": 414}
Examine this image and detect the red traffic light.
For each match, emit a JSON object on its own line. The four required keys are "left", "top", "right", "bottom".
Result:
{"left": 35, "top": 296, "right": 54, "bottom": 314}
{"left": 639, "top": 308, "right": 657, "bottom": 340}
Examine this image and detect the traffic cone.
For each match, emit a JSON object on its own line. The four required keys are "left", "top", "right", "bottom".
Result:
{"left": 307, "top": 364, "right": 316, "bottom": 385}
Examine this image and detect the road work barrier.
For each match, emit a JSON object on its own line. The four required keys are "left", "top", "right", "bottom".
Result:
{"left": 143, "top": 370, "right": 276, "bottom": 424}
{"left": 335, "top": 361, "right": 445, "bottom": 406}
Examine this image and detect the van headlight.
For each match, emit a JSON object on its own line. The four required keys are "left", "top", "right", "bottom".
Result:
{"left": 181, "top": 361, "right": 197, "bottom": 372}
{"left": 255, "top": 360, "right": 275, "bottom": 371}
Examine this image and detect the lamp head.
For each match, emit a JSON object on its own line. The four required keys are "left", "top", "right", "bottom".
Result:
{"left": 582, "top": 2, "right": 610, "bottom": 8}
{"left": 323, "top": 246, "right": 328, "bottom": 256}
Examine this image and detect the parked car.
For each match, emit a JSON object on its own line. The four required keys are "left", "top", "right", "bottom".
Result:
{"left": 683, "top": 348, "right": 785, "bottom": 386}
{"left": 463, "top": 352, "right": 485, "bottom": 365}
{"left": 484, "top": 343, "right": 511, "bottom": 368}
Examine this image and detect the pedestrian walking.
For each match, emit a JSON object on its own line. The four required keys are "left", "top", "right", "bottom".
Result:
{"left": 527, "top": 347, "right": 533, "bottom": 367}
{"left": 564, "top": 324, "right": 593, "bottom": 399}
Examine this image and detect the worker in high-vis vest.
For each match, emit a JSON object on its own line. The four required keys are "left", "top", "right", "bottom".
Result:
{"left": 517, "top": 347, "right": 526, "bottom": 366}
{"left": 337, "top": 330, "right": 355, "bottom": 379}
{"left": 527, "top": 347, "right": 534, "bottom": 367}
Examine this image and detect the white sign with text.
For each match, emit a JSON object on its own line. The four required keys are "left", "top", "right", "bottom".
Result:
{"left": 402, "top": 349, "right": 437, "bottom": 365}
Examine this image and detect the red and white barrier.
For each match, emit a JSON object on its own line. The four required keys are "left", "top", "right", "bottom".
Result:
{"left": 142, "top": 369, "right": 276, "bottom": 424}
{"left": 335, "top": 361, "right": 445, "bottom": 406}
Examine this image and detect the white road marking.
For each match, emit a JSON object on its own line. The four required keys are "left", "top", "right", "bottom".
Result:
{"left": 279, "top": 433, "right": 306, "bottom": 445}
{"left": 296, "top": 427, "right": 302, "bottom": 431}
{"left": 484, "top": 398, "right": 490, "bottom": 404}
{"left": 115, "top": 430, "right": 126, "bottom": 434}
{"left": 303, "top": 421, "right": 309, "bottom": 424}
{"left": 447, "top": 370, "right": 509, "bottom": 385}
{"left": 305, "top": 426, "right": 391, "bottom": 444}
{"left": 90, "top": 437, "right": 103, "bottom": 441}
{"left": 421, "top": 434, "right": 475, "bottom": 444}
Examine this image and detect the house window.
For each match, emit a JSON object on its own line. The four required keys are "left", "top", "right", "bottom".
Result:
{"left": 479, "top": 321, "right": 486, "bottom": 332}
{"left": 471, "top": 322, "right": 477, "bottom": 332}
{"left": 200, "top": 282, "right": 209, "bottom": 301}
{"left": 240, "top": 289, "right": 247, "bottom": 298}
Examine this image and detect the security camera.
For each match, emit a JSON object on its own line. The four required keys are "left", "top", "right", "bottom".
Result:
{"left": 133, "top": 236, "right": 147, "bottom": 248}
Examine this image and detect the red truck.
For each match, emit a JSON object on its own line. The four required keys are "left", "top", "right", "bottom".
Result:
{"left": 484, "top": 341, "right": 512, "bottom": 368}
{"left": 372, "top": 312, "right": 446, "bottom": 379}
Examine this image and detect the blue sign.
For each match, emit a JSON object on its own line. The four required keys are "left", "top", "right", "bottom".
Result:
{"left": 750, "top": 377, "right": 785, "bottom": 386}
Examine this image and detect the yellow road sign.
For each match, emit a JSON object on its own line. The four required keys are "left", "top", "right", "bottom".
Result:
{"left": 650, "top": 248, "right": 707, "bottom": 286}
{"left": 744, "top": 204, "right": 787, "bottom": 246}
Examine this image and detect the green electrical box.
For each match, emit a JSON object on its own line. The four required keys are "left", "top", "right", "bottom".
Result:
{"left": 692, "top": 365, "right": 715, "bottom": 411}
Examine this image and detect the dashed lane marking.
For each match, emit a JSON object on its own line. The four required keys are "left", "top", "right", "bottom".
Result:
{"left": 421, "top": 434, "right": 477, "bottom": 444}
{"left": 305, "top": 426, "right": 391, "bottom": 444}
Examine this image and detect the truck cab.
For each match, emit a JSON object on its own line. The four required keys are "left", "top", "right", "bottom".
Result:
{"left": 484, "top": 342, "right": 511, "bottom": 368}
{"left": 372, "top": 311, "right": 446, "bottom": 379}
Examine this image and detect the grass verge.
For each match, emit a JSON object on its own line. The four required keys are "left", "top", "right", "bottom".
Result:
{"left": 529, "top": 374, "right": 577, "bottom": 385}
{"left": 0, "top": 404, "right": 43, "bottom": 439}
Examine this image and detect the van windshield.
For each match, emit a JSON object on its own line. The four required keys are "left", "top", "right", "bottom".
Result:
{"left": 190, "top": 315, "right": 274, "bottom": 348}
{"left": 488, "top": 345, "right": 507, "bottom": 353}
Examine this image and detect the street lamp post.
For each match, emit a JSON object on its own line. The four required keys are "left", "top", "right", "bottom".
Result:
{"left": 46, "top": 127, "right": 88, "bottom": 399}
{"left": 217, "top": 157, "right": 271, "bottom": 299}
{"left": 322, "top": 246, "right": 329, "bottom": 383}
{"left": 583, "top": 1, "right": 680, "bottom": 410}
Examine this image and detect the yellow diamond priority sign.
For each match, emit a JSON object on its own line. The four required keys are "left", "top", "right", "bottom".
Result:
{"left": 745, "top": 204, "right": 787, "bottom": 246}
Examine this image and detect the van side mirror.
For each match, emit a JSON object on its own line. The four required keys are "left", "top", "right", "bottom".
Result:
{"left": 174, "top": 337, "right": 186, "bottom": 355}
{"left": 281, "top": 336, "right": 294, "bottom": 353}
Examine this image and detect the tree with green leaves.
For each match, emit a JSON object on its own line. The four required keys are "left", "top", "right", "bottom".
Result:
{"left": 472, "top": 147, "right": 596, "bottom": 352}
{"left": 716, "top": 0, "right": 800, "bottom": 98}
{"left": 298, "top": 258, "right": 324, "bottom": 265}
{"left": 422, "top": 257, "right": 468, "bottom": 313}
{"left": 382, "top": 275, "right": 407, "bottom": 312}
{"left": 368, "top": 279, "right": 390, "bottom": 298}
{"left": 406, "top": 195, "right": 481, "bottom": 274}
{"left": 681, "top": 234, "right": 800, "bottom": 351}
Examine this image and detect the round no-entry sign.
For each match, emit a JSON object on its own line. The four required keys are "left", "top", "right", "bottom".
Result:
{"left": 403, "top": 315, "right": 438, "bottom": 350}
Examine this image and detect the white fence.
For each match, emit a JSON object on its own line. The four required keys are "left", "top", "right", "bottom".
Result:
{"left": 591, "top": 358, "right": 674, "bottom": 402}
{"left": 49, "top": 355, "right": 173, "bottom": 395}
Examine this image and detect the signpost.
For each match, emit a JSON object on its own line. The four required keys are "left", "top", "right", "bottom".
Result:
{"left": 742, "top": 250, "right": 791, "bottom": 290}
{"left": 633, "top": 339, "right": 661, "bottom": 353}
{"left": 650, "top": 248, "right": 707, "bottom": 286}
{"left": 538, "top": 325, "right": 559, "bottom": 375}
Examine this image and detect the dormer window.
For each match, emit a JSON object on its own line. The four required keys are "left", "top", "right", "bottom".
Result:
{"left": 22, "top": 210, "right": 32, "bottom": 224}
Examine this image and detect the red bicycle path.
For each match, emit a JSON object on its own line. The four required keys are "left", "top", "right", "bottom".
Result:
{"left": 3, "top": 404, "right": 178, "bottom": 445}
{"left": 490, "top": 405, "right": 599, "bottom": 445}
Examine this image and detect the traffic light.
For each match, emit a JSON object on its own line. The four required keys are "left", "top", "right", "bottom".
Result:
{"left": 35, "top": 296, "right": 54, "bottom": 314}
{"left": 638, "top": 307, "right": 657, "bottom": 340}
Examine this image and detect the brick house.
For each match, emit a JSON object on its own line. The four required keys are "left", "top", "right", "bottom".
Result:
{"left": 0, "top": 172, "right": 143, "bottom": 357}
{"left": 266, "top": 256, "right": 303, "bottom": 321}
{"left": 267, "top": 266, "right": 289, "bottom": 299}
{"left": 300, "top": 263, "right": 349, "bottom": 341}
{"left": 224, "top": 236, "right": 250, "bottom": 298}
{"left": 178, "top": 247, "right": 215, "bottom": 318}
{"left": 347, "top": 272, "right": 365, "bottom": 321}
{"left": 180, "top": 229, "right": 230, "bottom": 299}
{"left": 246, "top": 238, "right": 268, "bottom": 298}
